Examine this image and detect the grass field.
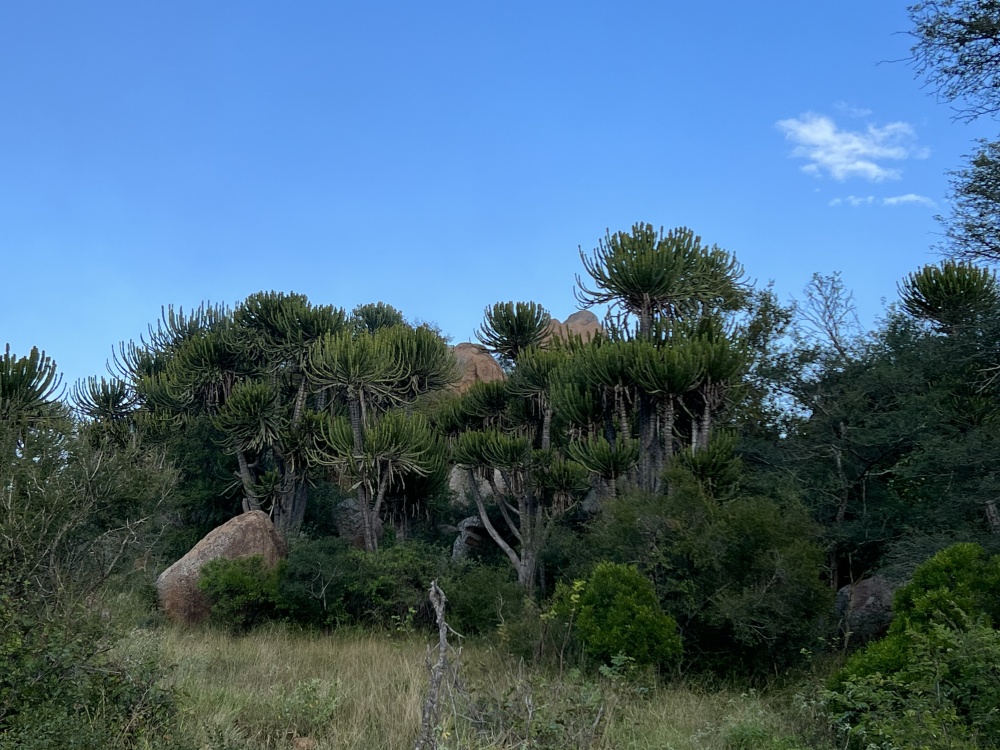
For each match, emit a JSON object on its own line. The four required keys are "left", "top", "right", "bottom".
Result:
{"left": 120, "top": 624, "right": 836, "bottom": 750}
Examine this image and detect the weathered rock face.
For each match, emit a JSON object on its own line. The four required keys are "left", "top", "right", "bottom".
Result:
{"left": 451, "top": 342, "right": 505, "bottom": 394}
{"left": 452, "top": 515, "right": 487, "bottom": 561}
{"left": 448, "top": 466, "right": 508, "bottom": 504}
{"left": 835, "top": 576, "right": 898, "bottom": 645}
{"left": 156, "top": 510, "right": 287, "bottom": 625}
{"left": 545, "top": 310, "right": 603, "bottom": 343}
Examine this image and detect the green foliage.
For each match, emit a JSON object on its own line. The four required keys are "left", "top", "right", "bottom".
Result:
{"left": 439, "top": 563, "right": 526, "bottom": 636}
{"left": 351, "top": 301, "right": 405, "bottom": 333}
{"left": 0, "top": 613, "right": 186, "bottom": 749}
{"left": 0, "top": 344, "right": 62, "bottom": 425}
{"left": 575, "top": 223, "right": 747, "bottom": 335}
{"left": 824, "top": 621, "right": 1000, "bottom": 749}
{"left": 573, "top": 562, "right": 682, "bottom": 670}
{"left": 475, "top": 301, "right": 551, "bottom": 366}
{"left": 586, "top": 468, "right": 831, "bottom": 675}
{"left": 0, "top": 368, "right": 186, "bottom": 748}
{"left": 277, "top": 539, "right": 445, "bottom": 629}
{"left": 199, "top": 556, "right": 286, "bottom": 632}
{"left": 891, "top": 542, "right": 1000, "bottom": 632}
{"left": 899, "top": 260, "right": 1000, "bottom": 331}
{"left": 825, "top": 542, "right": 1000, "bottom": 748}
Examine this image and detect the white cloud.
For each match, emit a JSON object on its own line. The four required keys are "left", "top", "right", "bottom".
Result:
{"left": 882, "top": 193, "right": 936, "bottom": 208}
{"left": 828, "top": 193, "right": 936, "bottom": 209}
{"left": 834, "top": 101, "right": 873, "bottom": 118}
{"left": 776, "top": 112, "right": 928, "bottom": 182}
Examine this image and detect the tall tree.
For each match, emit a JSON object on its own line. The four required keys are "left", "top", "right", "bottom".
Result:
{"left": 575, "top": 224, "right": 749, "bottom": 491}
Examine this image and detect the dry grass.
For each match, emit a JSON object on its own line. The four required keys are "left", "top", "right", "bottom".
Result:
{"left": 128, "top": 624, "right": 833, "bottom": 750}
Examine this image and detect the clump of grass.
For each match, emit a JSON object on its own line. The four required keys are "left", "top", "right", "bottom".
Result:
{"left": 137, "top": 624, "right": 834, "bottom": 750}
{"left": 160, "top": 625, "right": 427, "bottom": 749}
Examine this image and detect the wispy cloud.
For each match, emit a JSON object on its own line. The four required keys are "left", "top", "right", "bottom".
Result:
{"left": 829, "top": 193, "right": 936, "bottom": 209}
{"left": 882, "top": 193, "right": 936, "bottom": 208}
{"left": 834, "top": 101, "right": 873, "bottom": 118}
{"left": 776, "top": 112, "right": 929, "bottom": 181}
{"left": 828, "top": 195, "right": 875, "bottom": 207}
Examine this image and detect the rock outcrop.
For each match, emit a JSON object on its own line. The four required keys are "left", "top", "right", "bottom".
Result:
{"left": 451, "top": 342, "right": 505, "bottom": 394}
{"left": 451, "top": 515, "right": 487, "bottom": 561}
{"left": 835, "top": 576, "right": 897, "bottom": 645}
{"left": 156, "top": 510, "right": 287, "bottom": 624}
{"left": 545, "top": 310, "right": 603, "bottom": 343}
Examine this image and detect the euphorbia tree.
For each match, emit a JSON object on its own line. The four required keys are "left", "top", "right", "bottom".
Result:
{"left": 452, "top": 429, "right": 588, "bottom": 593}
{"left": 574, "top": 224, "right": 750, "bottom": 490}
{"left": 306, "top": 323, "right": 455, "bottom": 550}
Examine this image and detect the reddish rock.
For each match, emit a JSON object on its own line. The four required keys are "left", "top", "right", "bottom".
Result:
{"left": 451, "top": 342, "right": 505, "bottom": 394}
{"left": 156, "top": 510, "right": 287, "bottom": 624}
{"left": 545, "top": 311, "right": 603, "bottom": 344}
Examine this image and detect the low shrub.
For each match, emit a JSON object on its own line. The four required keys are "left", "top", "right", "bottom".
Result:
{"left": 891, "top": 541, "right": 1000, "bottom": 633}
{"left": 0, "top": 584, "right": 188, "bottom": 749}
{"left": 439, "top": 562, "right": 525, "bottom": 636}
{"left": 824, "top": 542, "right": 1000, "bottom": 749}
{"left": 198, "top": 555, "right": 285, "bottom": 632}
{"left": 575, "top": 562, "right": 682, "bottom": 671}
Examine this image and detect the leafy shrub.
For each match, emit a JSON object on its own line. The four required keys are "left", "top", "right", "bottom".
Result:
{"left": 574, "top": 562, "right": 682, "bottom": 670}
{"left": 587, "top": 472, "right": 831, "bottom": 675}
{"left": 0, "top": 584, "right": 188, "bottom": 749}
{"left": 439, "top": 562, "right": 526, "bottom": 636}
{"left": 824, "top": 621, "right": 1000, "bottom": 749}
{"left": 824, "top": 543, "right": 1000, "bottom": 749}
{"left": 891, "top": 542, "right": 1000, "bottom": 633}
{"left": 277, "top": 538, "right": 445, "bottom": 630}
{"left": 338, "top": 541, "right": 443, "bottom": 628}
{"left": 198, "top": 555, "right": 285, "bottom": 632}
{"left": 278, "top": 537, "right": 353, "bottom": 626}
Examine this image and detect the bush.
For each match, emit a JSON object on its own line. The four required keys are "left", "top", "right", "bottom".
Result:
{"left": 824, "top": 621, "right": 1000, "bottom": 749}
{"left": 278, "top": 537, "right": 353, "bottom": 626}
{"left": 0, "top": 578, "right": 188, "bottom": 749}
{"left": 588, "top": 472, "right": 831, "bottom": 675}
{"left": 574, "top": 562, "right": 682, "bottom": 670}
{"left": 278, "top": 538, "right": 446, "bottom": 630}
{"left": 198, "top": 555, "right": 285, "bottom": 632}
{"left": 439, "top": 562, "right": 526, "bottom": 636}
{"left": 824, "top": 543, "right": 1000, "bottom": 749}
{"left": 891, "top": 542, "right": 1000, "bottom": 633}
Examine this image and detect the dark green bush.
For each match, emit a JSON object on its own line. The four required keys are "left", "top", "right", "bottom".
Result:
{"left": 824, "top": 621, "right": 1000, "bottom": 749}
{"left": 574, "top": 562, "right": 682, "bottom": 670}
{"left": 439, "top": 562, "right": 525, "bottom": 636}
{"left": 277, "top": 538, "right": 446, "bottom": 630}
{"left": 891, "top": 542, "right": 1000, "bottom": 633}
{"left": 825, "top": 543, "right": 1000, "bottom": 749}
{"left": 278, "top": 537, "right": 353, "bottom": 626}
{"left": 338, "top": 541, "right": 443, "bottom": 628}
{"left": 586, "top": 472, "right": 831, "bottom": 675}
{"left": 198, "top": 555, "right": 285, "bottom": 632}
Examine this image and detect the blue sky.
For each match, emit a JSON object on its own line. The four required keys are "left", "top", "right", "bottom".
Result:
{"left": 2, "top": 2, "right": 995, "bottom": 386}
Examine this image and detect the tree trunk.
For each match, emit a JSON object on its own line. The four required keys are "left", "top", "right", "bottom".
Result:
{"left": 467, "top": 469, "right": 523, "bottom": 580}
{"left": 236, "top": 449, "right": 262, "bottom": 513}
{"left": 517, "top": 547, "right": 537, "bottom": 598}
{"left": 541, "top": 403, "right": 553, "bottom": 451}
{"left": 986, "top": 500, "right": 1000, "bottom": 535}
{"left": 638, "top": 392, "right": 655, "bottom": 492}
